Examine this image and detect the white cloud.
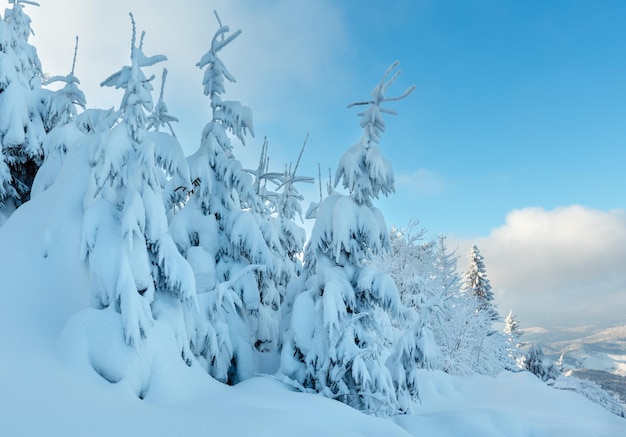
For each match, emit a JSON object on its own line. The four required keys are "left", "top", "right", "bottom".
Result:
{"left": 395, "top": 168, "right": 444, "bottom": 195}
{"left": 455, "top": 206, "right": 626, "bottom": 329}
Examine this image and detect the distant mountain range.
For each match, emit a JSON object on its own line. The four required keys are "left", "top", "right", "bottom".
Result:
{"left": 525, "top": 325, "right": 626, "bottom": 404}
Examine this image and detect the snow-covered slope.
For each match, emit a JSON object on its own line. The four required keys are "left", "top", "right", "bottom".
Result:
{"left": 1, "top": 146, "right": 624, "bottom": 436}
{"left": 544, "top": 326, "right": 626, "bottom": 374}
{"left": 397, "top": 370, "right": 624, "bottom": 436}
{"left": 535, "top": 325, "right": 626, "bottom": 404}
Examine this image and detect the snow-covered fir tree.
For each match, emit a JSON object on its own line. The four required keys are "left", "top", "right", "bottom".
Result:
{"left": 170, "top": 11, "right": 282, "bottom": 384}
{"left": 462, "top": 244, "right": 498, "bottom": 320}
{"left": 272, "top": 137, "right": 313, "bottom": 266}
{"left": 81, "top": 13, "right": 196, "bottom": 368}
{"left": 524, "top": 344, "right": 562, "bottom": 382}
{"left": 267, "top": 138, "right": 314, "bottom": 336}
{"left": 503, "top": 310, "right": 524, "bottom": 369}
{"left": 504, "top": 310, "right": 523, "bottom": 342}
{"left": 280, "top": 62, "right": 414, "bottom": 415}
{"left": 0, "top": 0, "right": 45, "bottom": 212}
{"left": 458, "top": 244, "right": 512, "bottom": 374}
{"left": 31, "top": 36, "right": 86, "bottom": 196}
{"left": 457, "top": 246, "right": 511, "bottom": 374}
{"left": 243, "top": 137, "right": 311, "bottom": 314}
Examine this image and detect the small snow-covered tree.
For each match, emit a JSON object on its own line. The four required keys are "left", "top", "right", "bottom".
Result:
{"left": 272, "top": 138, "right": 314, "bottom": 316}
{"left": 273, "top": 137, "right": 313, "bottom": 265}
{"left": 504, "top": 310, "right": 523, "bottom": 342}
{"left": 503, "top": 310, "right": 525, "bottom": 369}
{"left": 243, "top": 138, "right": 305, "bottom": 306}
{"left": 457, "top": 244, "right": 511, "bottom": 374}
{"left": 281, "top": 62, "right": 414, "bottom": 415}
{"left": 31, "top": 36, "right": 86, "bottom": 196}
{"left": 462, "top": 244, "right": 498, "bottom": 320}
{"left": 0, "top": 0, "right": 45, "bottom": 210}
{"left": 242, "top": 137, "right": 314, "bottom": 351}
{"left": 81, "top": 13, "right": 196, "bottom": 366}
{"left": 524, "top": 344, "right": 561, "bottom": 382}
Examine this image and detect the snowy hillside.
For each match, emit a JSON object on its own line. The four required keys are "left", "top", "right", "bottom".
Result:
{"left": 533, "top": 325, "right": 626, "bottom": 404}
{"left": 1, "top": 144, "right": 624, "bottom": 437}
{"left": 545, "top": 326, "right": 626, "bottom": 375}
{"left": 0, "top": 2, "right": 625, "bottom": 436}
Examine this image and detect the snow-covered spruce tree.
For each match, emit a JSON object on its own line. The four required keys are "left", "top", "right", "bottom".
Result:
{"left": 503, "top": 310, "right": 523, "bottom": 344}
{"left": 262, "top": 138, "right": 314, "bottom": 337}
{"left": 462, "top": 244, "right": 498, "bottom": 320}
{"left": 243, "top": 138, "right": 300, "bottom": 309}
{"left": 457, "top": 244, "right": 512, "bottom": 374}
{"left": 81, "top": 14, "right": 196, "bottom": 365}
{"left": 503, "top": 310, "right": 524, "bottom": 369}
{"left": 280, "top": 62, "right": 414, "bottom": 415}
{"left": 524, "top": 344, "right": 561, "bottom": 382}
{"left": 274, "top": 137, "right": 313, "bottom": 266}
{"left": 0, "top": 0, "right": 45, "bottom": 211}
{"left": 31, "top": 36, "right": 86, "bottom": 196}
{"left": 170, "top": 12, "right": 280, "bottom": 384}
{"left": 271, "top": 139, "right": 313, "bottom": 272}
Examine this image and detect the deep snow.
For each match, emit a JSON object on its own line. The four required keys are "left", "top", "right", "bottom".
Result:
{"left": 1, "top": 145, "right": 624, "bottom": 436}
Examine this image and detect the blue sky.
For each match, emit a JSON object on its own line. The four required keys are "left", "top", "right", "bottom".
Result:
{"left": 362, "top": 0, "right": 626, "bottom": 237}
{"left": 27, "top": 0, "right": 626, "bottom": 329}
